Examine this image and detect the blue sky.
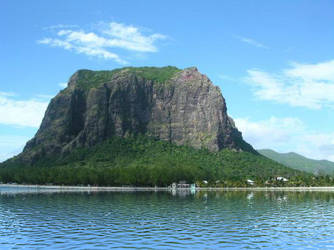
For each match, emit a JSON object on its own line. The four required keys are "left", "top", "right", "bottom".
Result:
{"left": 1, "top": 0, "right": 334, "bottom": 161}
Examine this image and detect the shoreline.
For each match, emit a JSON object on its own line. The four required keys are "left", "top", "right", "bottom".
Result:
{"left": 2, "top": 184, "right": 334, "bottom": 192}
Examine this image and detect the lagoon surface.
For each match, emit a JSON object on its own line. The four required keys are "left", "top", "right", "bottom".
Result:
{"left": 1, "top": 187, "right": 334, "bottom": 249}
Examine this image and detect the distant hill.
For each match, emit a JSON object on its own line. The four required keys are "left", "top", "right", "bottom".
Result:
{"left": 258, "top": 149, "right": 334, "bottom": 176}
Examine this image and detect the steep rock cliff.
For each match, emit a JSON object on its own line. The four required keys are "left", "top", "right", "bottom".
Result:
{"left": 18, "top": 66, "right": 255, "bottom": 164}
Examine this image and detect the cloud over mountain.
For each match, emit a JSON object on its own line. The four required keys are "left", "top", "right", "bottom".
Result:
{"left": 38, "top": 22, "right": 167, "bottom": 64}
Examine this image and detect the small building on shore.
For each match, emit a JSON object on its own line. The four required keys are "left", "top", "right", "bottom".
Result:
{"left": 177, "top": 181, "right": 190, "bottom": 188}
{"left": 276, "top": 177, "right": 289, "bottom": 182}
{"left": 247, "top": 179, "right": 255, "bottom": 185}
{"left": 171, "top": 181, "right": 196, "bottom": 190}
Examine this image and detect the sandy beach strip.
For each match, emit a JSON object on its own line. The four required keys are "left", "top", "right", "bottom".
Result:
{"left": 2, "top": 184, "right": 334, "bottom": 192}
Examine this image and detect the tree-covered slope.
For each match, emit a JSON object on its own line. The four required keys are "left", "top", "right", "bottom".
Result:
{"left": 258, "top": 149, "right": 334, "bottom": 176}
{"left": 0, "top": 136, "right": 313, "bottom": 187}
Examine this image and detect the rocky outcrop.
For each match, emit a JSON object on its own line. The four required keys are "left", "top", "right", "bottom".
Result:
{"left": 18, "top": 66, "right": 255, "bottom": 164}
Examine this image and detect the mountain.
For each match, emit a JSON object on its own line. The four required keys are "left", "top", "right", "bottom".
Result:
{"left": 258, "top": 149, "right": 334, "bottom": 176}
{"left": 0, "top": 66, "right": 311, "bottom": 186}
{"left": 15, "top": 66, "right": 255, "bottom": 164}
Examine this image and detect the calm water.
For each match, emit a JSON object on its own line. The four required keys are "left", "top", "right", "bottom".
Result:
{"left": 1, "top": 187, "right": 334, "bottom": 249}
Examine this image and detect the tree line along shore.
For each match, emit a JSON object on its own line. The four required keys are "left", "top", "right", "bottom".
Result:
{"left": 1, "top": 136, "right": 333, "bottom": 187}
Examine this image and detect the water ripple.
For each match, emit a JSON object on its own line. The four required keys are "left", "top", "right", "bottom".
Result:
{"left": 2, "top": 189, "right": 334, "bottom": 249}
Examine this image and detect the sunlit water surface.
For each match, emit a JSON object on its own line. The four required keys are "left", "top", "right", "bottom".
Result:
{"left": 1, "top": 186, "right": 334, "bottom": 249}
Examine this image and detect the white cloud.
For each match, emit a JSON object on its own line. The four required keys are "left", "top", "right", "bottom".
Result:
{"left": 0, "top": 92, "right": 15, "bottom": 97}
{"left": 38, "top": 37, "right": 125, "bottom": 64}
{"left": 246, "top": 60, "right": 334, "bottom": 109}
{"left": 38, "top": 22, "right": 167, "bottom": 64}
{"left": 0, "top": 92, "right": 48, "bottom": 128}
{"left": 101, "top": 22, "right": 166, "bottom": 52}
{"left": 43, "top": 24, "right": 79, "bottom": 30}
{"left": 59, "top": 82, "right": 67, "bottom": 88}
{"left": 235, "top": 116, "right": 304, "bottom": 149}
{"left": 285, "top": 60, "right": 334, "bottom": 82}
{"left": 235, "top": 116, "right": 334, "bottom": 161}
{"left": 0, "top": 135, "right": 30, "bottom": 162}
{"left": 235, "top": 35, "right": 268, "bottom": 49}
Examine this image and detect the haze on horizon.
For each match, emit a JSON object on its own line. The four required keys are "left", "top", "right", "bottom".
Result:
{"left": 1, "top": 0, "right": 334, "bottom": 162}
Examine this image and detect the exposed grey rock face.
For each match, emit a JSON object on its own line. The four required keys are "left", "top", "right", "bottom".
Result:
{"left": 20, "top": 66, "right": 255, "bottom": 164}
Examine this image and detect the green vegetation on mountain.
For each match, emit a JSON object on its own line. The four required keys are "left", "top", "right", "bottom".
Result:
{"left": 0, "top": 136, "right": 322, "bottom": 187}
{"left": 258, "top": 149, "right": 334, "bottom": 176}
{"left": 74, "top": 66, "right": 181, "bottom": 90}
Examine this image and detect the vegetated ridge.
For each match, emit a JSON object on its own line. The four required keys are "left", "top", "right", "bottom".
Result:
{"left": 258, "top": 149, "right": 334, "bottom": 176}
